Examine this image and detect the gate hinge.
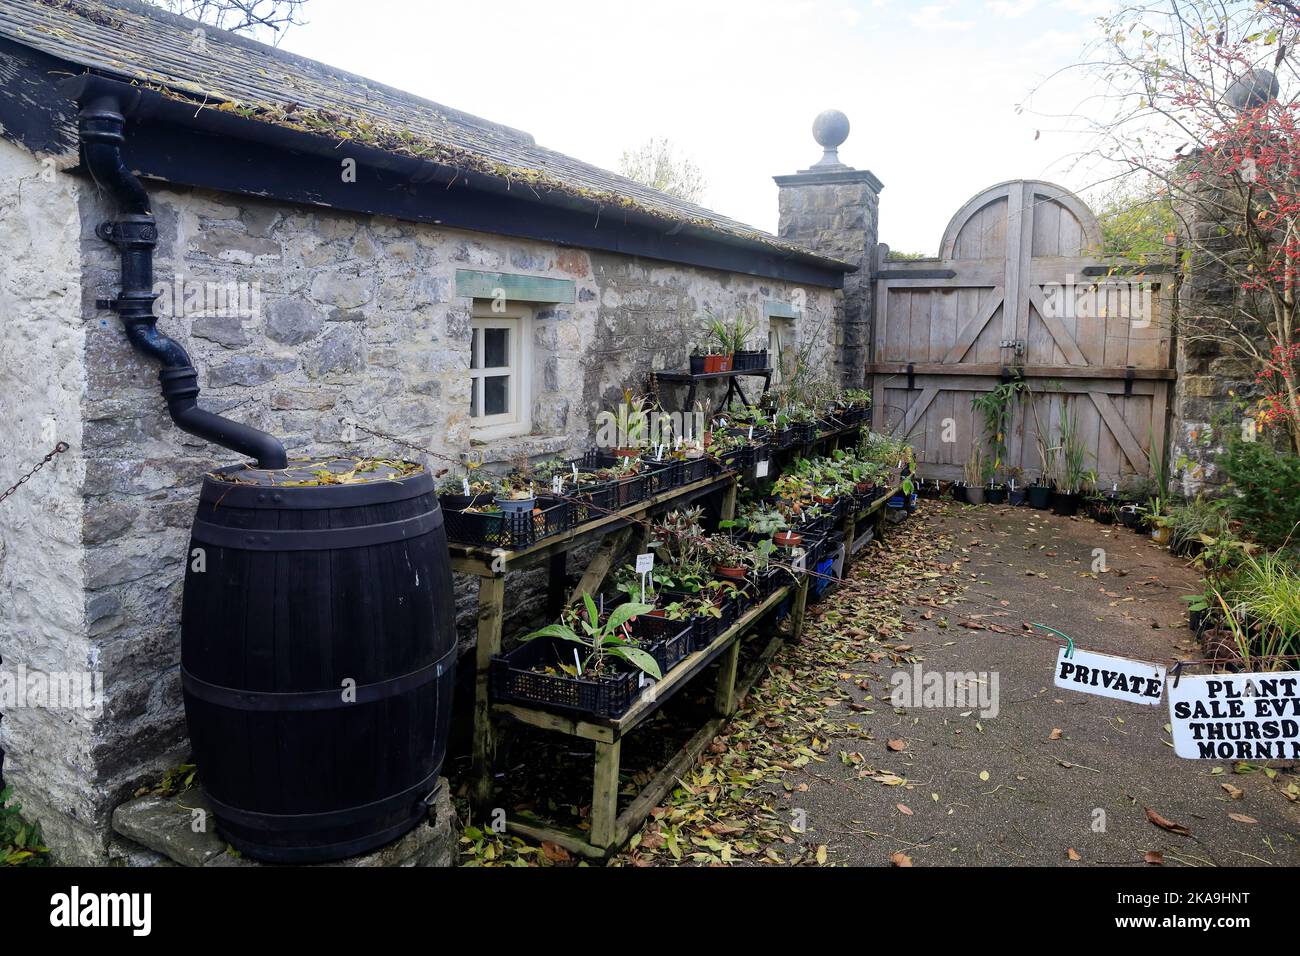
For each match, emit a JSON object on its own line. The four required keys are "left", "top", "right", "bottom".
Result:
{"left": 1124, "top": 366, "right": 1135, "bottom": 398}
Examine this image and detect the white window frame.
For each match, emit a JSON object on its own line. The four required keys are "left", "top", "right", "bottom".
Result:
{"left": 470, "top": 302, "right": 532, "bottom": 439}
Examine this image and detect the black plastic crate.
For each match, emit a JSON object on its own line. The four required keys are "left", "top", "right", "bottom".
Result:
{"left": 795, "top": 422, "right": 818, "bottom": 444}
{"left": 491, "top": 636, "right": 644, "bottom": 720}
{"left": 773, "top": 426, "right": 796, "bottom": 449}
{"left": 626, "top": 613, "right": 693, "bottom": 673}
{"left": 720, "top": 446, "right": 754, "bottom": 473}
{"left": 440, "top": 493, "right": 508, "bottom": 547}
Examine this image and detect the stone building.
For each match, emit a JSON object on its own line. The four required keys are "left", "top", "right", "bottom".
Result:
{"left": 0, "top": 0, "right": 885, "bottom": 861}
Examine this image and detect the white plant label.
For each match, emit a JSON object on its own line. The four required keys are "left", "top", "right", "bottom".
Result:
{"left": 550, "top": 475, "right": 563, "bottom": 495}
{"left": 1054, "top": 648, "right": 1165, "bottom": 706}
{"left": 635, "top": 553, "right": 654, "bottom": 575}
{"left": 755, "top": 459, "right": 769, "bottom": 478}
{"left": 462, "top": 478, "right": 471, "bottom": 496}
{"left": 1168, "top": 671, "right": 1300, "bottom": 760}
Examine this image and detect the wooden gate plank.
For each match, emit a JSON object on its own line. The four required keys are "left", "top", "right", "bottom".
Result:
{"left": 1089, "top": 392, "right": 1150, "bottom": 472}
{"left": 940, "top": 287, "right": 1004, "bottom": 364}
{"left": 1027, "top": 284, "right": 1089, "bottom": 366}
{"left": 892, "top": 386, "right": 940, "bottom": 440}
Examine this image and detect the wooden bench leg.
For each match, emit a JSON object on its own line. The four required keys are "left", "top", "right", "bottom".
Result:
{"left": 590, "top": 739, "right": 623, "bottom": 850}
{"left": 471, "top": 574, "right": 505, "bottom": 815}
{"left": 789, "top": 578, "right": 810, "bottom": 642}
{"left": 714, "top": 639, "right": 741, "bottom": 717}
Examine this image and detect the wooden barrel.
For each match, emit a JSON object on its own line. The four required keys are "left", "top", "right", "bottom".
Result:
{"left": 180, "top": 458, "right": 456, "bottom": 863}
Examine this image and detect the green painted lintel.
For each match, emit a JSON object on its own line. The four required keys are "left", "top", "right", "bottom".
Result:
{"left": 455, "top": 270, "right": 576, "bottom": 304}
{"left": 764, "top": 299, "right": 802, "bottom": 320}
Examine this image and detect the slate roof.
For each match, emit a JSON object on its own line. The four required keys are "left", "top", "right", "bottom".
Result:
{"left": 0, "top": 0, "right": 852, "bottom": 270}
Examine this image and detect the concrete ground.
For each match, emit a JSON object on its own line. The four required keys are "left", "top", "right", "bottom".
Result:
{"left": 782, "top": 501, "right": 1300, "bottom": 867}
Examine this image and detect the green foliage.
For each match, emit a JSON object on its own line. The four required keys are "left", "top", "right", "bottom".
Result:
{"left": 1092, "top": 180, "right": 1176, "bottom": 256}
{"left": 1, "top": 786, "right": 50, "bottom": 867}
{"left": 884, "top": 249, "right": 930, "bottom": 260}
{"left": 525, "top": 594, "right": 662, "bottom": 680}
{"left": 1218, "top": 438, "right": 1300, "bottom": 549}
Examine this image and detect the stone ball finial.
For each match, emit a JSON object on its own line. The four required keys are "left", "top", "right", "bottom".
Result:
{"left": 1225, "top": 69, "right": 1279, "bottom": 110}
{"left": 811, "top": 110, "right": 849, "bottom": 168}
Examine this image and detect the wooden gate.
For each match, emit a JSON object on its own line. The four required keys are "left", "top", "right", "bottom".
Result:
{"left": 869, "top": 180, "right": 1175, "bottom": 486}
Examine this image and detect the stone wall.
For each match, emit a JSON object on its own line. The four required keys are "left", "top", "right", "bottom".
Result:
{"left": 15, "top": 172, "right": 838, "bottom": 862}
{"left": 0, "top": 139, "right": 94, "bottom": 859}
{"left": 775, "top": 168, "right": 881, "bottom": 389}
{"left": 1170, "top": 172, "right": 1273, "bottom": 495}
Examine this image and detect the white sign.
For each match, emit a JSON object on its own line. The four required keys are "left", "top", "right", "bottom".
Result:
{"left": 1054, "top": 648, "right": 1165, "bottom": 706}
{"left": 1168, "top": 671, "right": 1300, "bottom": 760}
{"left": 755, "top": 458, "right": 769, "bottom": 479}
{"left": 635, "top": 553, "right": 654, "bottom": 574}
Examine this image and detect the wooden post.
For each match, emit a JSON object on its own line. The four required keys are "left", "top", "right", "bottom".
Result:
{"left": 789, "top": 577, "right": 810, "bottom": 642}
{"left": 568, "top": 528, "right": 631, "bottom": 605}
{"left": 720, "top": 475, "right": 738, "bottom": 522}
{"left": 714, "top": 640, "right": 741, "bottom": 717}
{"left": 546, "top": 551, "right": 567, "bottom": 619}
{"left": 471, "top": 574, "right": 506, "bottom": 814}
{"left": 590, "top": 738, "right": 623, "bottom": 849}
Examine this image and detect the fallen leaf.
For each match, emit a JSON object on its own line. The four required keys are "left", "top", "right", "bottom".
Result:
{"left": 1066, "top": 847, "right": 1081, "bottom": 861}
{"left": 1144, "top": 806, "right": 1191, "bottom": 837}
{"left": 1221, "top": 782, "right": 1244, "bottom": 800}
{"left": 979, "top": 770, "right": 990, "bottom": 782}
{"left": 889, "top": 851, "right": 913, "bottom": 867}
{"left": 540, "top": 841, "right": 572, "bottom": 863}
{"left": 1049, "top": 728, "right": 1063, "bottom": 741}
{"left": 1144, "top": 850, "right": 1164, "bottom": 865}
{"left": 887, "top": 739, "right": 907, "bottom": 752}
{"left": 897, "top": 803, "right": 913, "bottom": 816}
{"left": 1228, "top": 813, "right": 1258, "bottom": 825}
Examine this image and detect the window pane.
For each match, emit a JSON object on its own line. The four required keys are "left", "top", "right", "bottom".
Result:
{"left": 484, "top": 374, "right": 510, "bottom": 416}
{"left": 470, "top": 377, "right": 480, "bottom": 418}
{"left": 471, "top": 328, "right": 480, "bottom": 370}
{"left": 484, "top": 327, "right": 509, "bottom": 369}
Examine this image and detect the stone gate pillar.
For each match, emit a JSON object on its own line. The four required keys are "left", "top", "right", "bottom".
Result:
{"left": 774, "top": 111, "right": 882, "bottom": 389}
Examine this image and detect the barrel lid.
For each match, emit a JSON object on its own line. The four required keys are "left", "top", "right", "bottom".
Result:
{"left": 201, "top": 457, "right": 435, "bottom": 509}
{"left": 209, "top": 457, "right": 424, "bottom": 487}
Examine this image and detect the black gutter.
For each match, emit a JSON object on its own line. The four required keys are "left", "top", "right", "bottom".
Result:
{"left": 59, "top": 75, "right": 851, "bottom": 289}
{"left": 66, "top": 75, "right": 287, "bottom": 469}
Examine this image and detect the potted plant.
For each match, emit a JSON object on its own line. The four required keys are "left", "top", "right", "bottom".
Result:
{"left": 1006, "top": 467, "right": 1027, "bottom": 506}
{"left": 706, "top": 536, "right": 751, "bottom": 582}
{"left": 492, "top": 595, "right": 662, "bottom": 720}
{"left": 964, "top": 448, "right": 985, "bottom": 505}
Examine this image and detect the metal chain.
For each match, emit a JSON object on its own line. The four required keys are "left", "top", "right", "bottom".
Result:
{"left": 0, "top": 442, "right": 70, "bottom": 505}
{"left": 340, "top": 418, "right": 467, "bottom": 469}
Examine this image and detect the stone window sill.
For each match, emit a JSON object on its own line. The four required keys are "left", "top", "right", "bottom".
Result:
{"left": 469, "top": 433, "right": 574, "bottom": 466}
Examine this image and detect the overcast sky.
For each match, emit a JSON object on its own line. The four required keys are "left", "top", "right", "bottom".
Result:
{"left": 275, "top": 0, "right": 1117, "bottom": 255}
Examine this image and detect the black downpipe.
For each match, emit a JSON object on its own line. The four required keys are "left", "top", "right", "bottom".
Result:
{"left": 73, "top": 83, "right": 287, "bottom": 469}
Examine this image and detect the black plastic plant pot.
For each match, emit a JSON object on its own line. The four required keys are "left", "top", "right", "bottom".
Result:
{"left": 1007, "top": 488, "right": 1027, "bottom": 507}
{"left": 491, "top": 636, "right": 644, "bottom": 720}
{"left": 952, "top": 484, "right": 968, "bottom": 504}
{"left": 1050, "top": 490, "right": 1080, "bottom": 516}
{"left": 1027, "top": 485, "right": 1052, "bottom": 509}
{"left": 1119, "top": 505, "right": 1142, "bottom": 529}
{"left": 985, "top": 485, "right": 1007, "bottom": 505}
{"left": 689, "top": 354, "right": 707, "bottom": 376}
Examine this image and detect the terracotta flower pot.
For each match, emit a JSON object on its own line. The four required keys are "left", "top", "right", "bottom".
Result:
{"left": 774, "top": 530, "right": 803, "bottom": 548}
{"left": 714, "top": 564, "right": 747, "bottom": 581}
